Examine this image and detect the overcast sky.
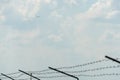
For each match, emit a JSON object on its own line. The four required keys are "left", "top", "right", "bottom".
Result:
{"left": 0, "top": 0, "right": 120, "bottom": 80}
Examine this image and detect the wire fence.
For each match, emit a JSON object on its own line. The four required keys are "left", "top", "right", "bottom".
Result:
{"left": 0, "top": 58, "right": 120, "bottom": 79}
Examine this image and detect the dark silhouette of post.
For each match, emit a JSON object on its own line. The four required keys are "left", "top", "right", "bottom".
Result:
{"left": 49, "top": 67, "right": 79, "bottom": 80}
{"left": 105, "top": 56, "right": 120, "bottom": 64}
{"left": 19, "top": 70, "right": 40, "bottom": 80}
{"left": 1, "top": 73, "right": 14, "bottom": 80}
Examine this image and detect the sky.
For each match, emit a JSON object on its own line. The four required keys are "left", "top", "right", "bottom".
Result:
{"left": 0, "top": 0, "right": 120, "bottom": 80}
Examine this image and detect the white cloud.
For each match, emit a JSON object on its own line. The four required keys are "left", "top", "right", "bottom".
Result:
{"left": 106, "top": 10, "right": 120, "bottom": 19}
{"left": 99, "top": 30, "right": 114, "bottom": 42}
{"left": 82, "top": 0, "right": 88, "bottom": 3}
{"left": 48, "top": 34, "right": 63, "bottom": 42}
{"left": 76, "top": 0, "right": 120, "bottom": 20}
{"left": 58, "top": 13, "right": 120, "bottom": 58}
{"left": 64, "top": 0, "right": 78, "bottom": 5}
{"left": 0, "top": 6, "right": 6, "bottom": 22}
{"left": 11, "top": 0, "right": 41, "bottom": 20}
{"left": 44, "top": 0, "right": 51, "bottom": 4}
{"left": 43, "top": 0, "right": 57, "bottom": 8}
{"left": 0, "top": 15, "right": 5, "bottom": 21}
{"left": 0, "top": 0, "right": 41, "bottom": 21}
{"left": 87, "top": 0, "right": 112, "bottom": 17}
{"left": 0, "top": 27, "right": 73, "bottom": 73}
{"left": 0, "top": 26, "right": 41, "bottom": 45}
{"left": 50, "top": 10, "right": 63, "bottom": 18}
{"left": 99, "top": 30, "right": 120, "bottom": 42}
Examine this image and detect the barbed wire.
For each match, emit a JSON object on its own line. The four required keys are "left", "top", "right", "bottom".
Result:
{"left": 36, "top": 73, "right": 120, "bottom": 78}
{"left": 29, "top": 58, "right": 109, "bottom": 74}
{"left": 0, "top": 73, "right": 24, "bottom": 79}
{"left": 76, "top": 73, "right": 120, "bottom": 77}
{"left": 57, "top": 59, "right": 107, "bottom": 69}
{"left": 0, "top": 72, "right": 20, "bottom": 77}
{"left": 8, "top": 72, "right": 21, "bottom": 75}
{"left": 12, "top": 74, "right": 24, "bottom": 78}
{"left": 2, "top": 73, "right": 120, "bottom": 79}
{"left": 31, "top": 65, "right": 120, "bottom": 75}
{"left": 57, "top": 58, "right": 120, "bottom": 70}
{"left": 16, "top": 79, "right": 29, "bottom": 80}
{"left": 0, "top": 72, "right": 21, "bottom": 79}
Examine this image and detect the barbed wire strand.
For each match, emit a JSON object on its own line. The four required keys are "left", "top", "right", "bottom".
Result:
{"left": 31, "top": 65, "right": 120, "bottom": 75}
{"left": 31, "top": 57, "right": 120, "bottom": 74}
{"left": 2, "top": 73, "right": 120, "bottom": 79}
{"left": 0, "top": 73, "right": 24, "bottom": 79}
{"left": 12, "top": 74, "right": 24, "bottom": 78}
{"left": 36, "top": 73, "right": 120, "bottom": 78}
{"left": 29, "top": 59, "right": 109, "bottom": 74}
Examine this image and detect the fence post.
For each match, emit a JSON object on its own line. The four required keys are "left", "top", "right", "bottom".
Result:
{"left": 49, "top": 67, "right": 79, "bottom": 80}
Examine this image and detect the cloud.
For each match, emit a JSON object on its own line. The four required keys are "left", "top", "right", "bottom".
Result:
{"left": 106, "top": 10, "right": 120, "bottom": 19}
{"left": 99, "top": 29, "right": 120, "bottom": 43}
{"left": 76, "top": 0, "right": 120, "bottom": 21}
{"left": 87, "top": 0, "right": 112, "bottom": 18}
{"left": 58, "top": 12, "right": 120, "bottom": 58}
{"left": 0, "top": 26, "right": 78, "bottom": 73}
{"left": 43, "top": 0, "right": 57, "bottom": 8}
{"left": 64, "top": 0, "right": 78, "bottom": 5}
{"left": 50, "top": 10, "right": 63, "bottom": 18}
{"left": 0, "top": 15, "right": 5, "bottom": 21}
{"left": 0, "top": 0, "right": 41, "bottom": 21}
{"left": 0, "top": 5, "right": 6, "bottom": 22}
{"left": 48, "top": 34, "right": 63, "bottom": 42}
{"left": 0, "top": 26, "right": 41, "bottom": 46}
{"left": 4, "top": 0, "right": 40, "bottom": 20}
{"left": 44, "top": 0, "right": 51, "bottom": 4}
